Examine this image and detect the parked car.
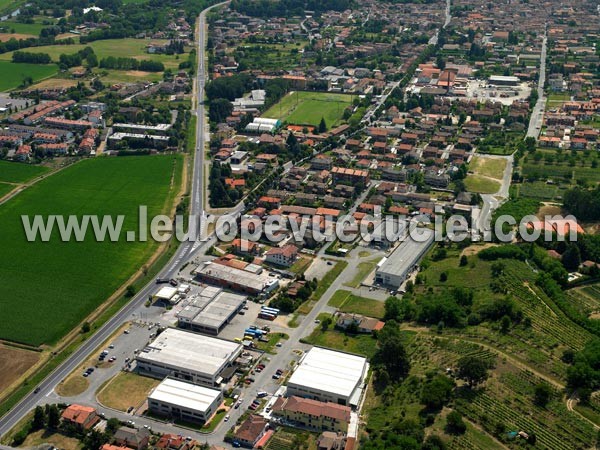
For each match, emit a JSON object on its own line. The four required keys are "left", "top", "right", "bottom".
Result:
{"left": 224, "top": 415, "right": 230, "bottom": 422}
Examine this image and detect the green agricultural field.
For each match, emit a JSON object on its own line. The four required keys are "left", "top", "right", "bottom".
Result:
{"left": 0, "top": 20, "right": 47, "bottom": 35}
{"left": 469, "top": 156, "right": 507, "bottom": 179}
{"left": 0, "top": 160, "right": 49, "bottom": 183}
{"left": 0, "top": 182, "right": 13, "bottom": 198}
{"left": 0, "top": 38, "right": 183, "bottom": 70}
{"left": 262, "top": 91, "right": 353, "bottom": 128}
{"left": 0, "top": 155, "right": 183, "bottom": 346}
{"left": 0, "top": 61, "right": 58, "bottom": 91}
{"left": 328, "top": 289, "right": 385, "bottom": 319}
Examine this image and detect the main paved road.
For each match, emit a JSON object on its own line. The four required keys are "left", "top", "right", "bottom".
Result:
{"left": 527, "top": 27, "right": 548, "bottom": 139}
{"left": 0, "top": 1, "right": 230, "bottom": 439}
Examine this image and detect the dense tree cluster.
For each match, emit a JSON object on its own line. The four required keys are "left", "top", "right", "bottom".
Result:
{"left": 99, "top": 57, "right": 164, "bottom": 72}
{"left": 12, "top": 51, "right": 51, "bottom": 64}
{"left": 563, "top": 185, "right": 600, "bottom": 222}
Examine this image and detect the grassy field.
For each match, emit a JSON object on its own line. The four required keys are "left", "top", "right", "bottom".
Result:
{"left": 97, "top": 372, "right": 160, "bottom": 412}
{"left": 464, "top": 175, "right": 501, "bottom": 194}
{"left": 0, "top": 344, "right": 39, "bottom": 394}
{"left": 0, "top": 61, "right": 58, "bottom": 91}
{"left": 469, "top": 156, "right": 507, "bottom": 179}
{"left": 55, "top": 375, "right": 89, "bottom": 398}
{"left": 235, "top": 41, "right": 312, "bottom": 71}
{"left": 262, "top": 91, "right": 352, "bottom": 128}
{"left": 303, "top": 319, "right": 378, "bottom": 359}
{"left": 0, "top": 161, "right": 49, "bottom": 183}
{"left": 343, "top": 259, "right": 379, "bottom": 288}
{"left": 0, "top": 38, "right": 183, "bottom": 69}
{"left": 22, "top": 430, "right": 82, "bottom": 450}
{"left": 0, "top": 182, "right": 14, "bottom": 198}
{"left": 465, "top": 156, "right": 506, "bottom": 194}
{"left": 0, "top": 21, "right": 46, "bottom": 36}
{"left": 265, "top": 427, "right": 317, "bottom": 450}
{"left": 0, "top": 155, "right": 182, "bottom": 346}
{"left": 328, "top": 289, "right": 385, "bottom": 319}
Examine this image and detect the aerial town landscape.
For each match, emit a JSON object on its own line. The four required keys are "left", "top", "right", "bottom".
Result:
{"left": 0, "top": 0, "right": 599, "bottom": 449}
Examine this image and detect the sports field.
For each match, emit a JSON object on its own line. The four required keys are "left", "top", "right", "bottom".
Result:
{"left": 262, "top": 91, "right": 352, "bottom": 128}
{"left": 0, "top": 61, "right": 58, "bottom": 91}
{"left": 0, "top": 155, "right": 183, "bottom": 346}
{"left": 0, "top": 160, "right": 49, "bottom": 183}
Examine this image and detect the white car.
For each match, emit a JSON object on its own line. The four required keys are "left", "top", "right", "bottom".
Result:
{"left": 224, "top": 415, "right": 230, "bottom": 422}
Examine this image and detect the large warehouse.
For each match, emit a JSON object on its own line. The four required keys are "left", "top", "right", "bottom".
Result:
{"left": 136, "top": 328, "right": 242, "bottom": 386}
{"left": 193, "top": 262, "right": 279, "bottom": 295}
{"left": 148, "top": 378, "right": 223, "bottom": 424}
{"left": 286, "top": 347, "right": 368, "bottom": 408}
{"left": 375, "top": 228, "right": 435, "bottom": 289}
{"left": 177, "top": 286, "right": 246, "bottom": 335}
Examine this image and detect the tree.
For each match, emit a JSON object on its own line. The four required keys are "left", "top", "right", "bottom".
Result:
{"left": 421, "top": 374, "right": 455, "bottom": 410}
{"left": 423, "top": 435, "right": 446, "bottom": 450}
{"left": 534, "top": 382, "right": 553, "bottom": 407}
{"left": 500, "top": 315, "right": 511, "bottom": 334}
{"left": 445, "top": 411, "right": 466, "bottom": 435}
{"left": 459, "top": 255, "right": 468, "bottom": 266}
{"left": 457, "top": 356, "right": 492, "bottom": 388}
{"left": 562, "top": 244, "right": 581, "bottom": 271}
{"left": 321, "top": 316, "right": 332, "bottom": 331}
{"left": 208, "top": 98, "right": 233, "bottom": 123}
{"left": 318, "top": 117, "right": 327, "bottom": 133}
{"left": 286, "top": 131, "right": 300, "bottom": 156}
{"left": 32, "top": 405, "right": 46, "bottom": 430}
{"left": 374, "top": 321, "right": 410, "bottom": 383}
{"left": 81, "top": 321, "right": 91, "bottom": 333}
{"left": 46, "top": 404, "right": 60, "bottom": 429}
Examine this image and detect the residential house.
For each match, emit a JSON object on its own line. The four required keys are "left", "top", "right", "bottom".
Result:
{"left": 233, "top": 415, "right": 268, "bottom": 448}
{"left": 271, "top": 396, "right": 351, "bottom": 433}
{"left": 113, "top": 427, "right": 150, "bottom": 450}
{"left": 265, "top": 244, "right": 299, "bottom": 267}
{"left": 61, "top": 404, "right": 100, "bottom": 430}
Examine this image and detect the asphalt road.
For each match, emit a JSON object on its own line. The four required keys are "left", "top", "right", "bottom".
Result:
{"left": 0, "top": 1, "right": 229, "bottom": 440}
{"left": 527, "top": 29, "right": 548, "bottom": 139}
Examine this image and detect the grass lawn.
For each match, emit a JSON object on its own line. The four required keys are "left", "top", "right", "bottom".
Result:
{"left": 98, "top": 69, "right": 163, "bottom": 84}
{"left": 55, "top": 375, "right": 89, "bottom": 397}
{"left": 0, "top": 38, "right": 183, "bottom": 70}
{"left": 256, "top": 332, "right": 288, "bottom": 354}
{"left": 343, "top": 259, "right": 379, "bottom": 288}
{"left": 464, "top": 175, "right": 501, "bottom": 194}
{"left": 97, "top": 372, "right": 160, "bottom": 411}
{"left": 262, "top": 91, "right": 352, "bottom": 128}
{"left": 22, "top": 430, "right": 82, "bottom": 450}
{"left": 469, "top": 156, "right": 507, "bottom": 179}
{"left": 0, "top": 160, "right": 49, "bottom": 183}
{"left": 0, "top": 155, "right": 182, "bottom": 346}
{"left": 328, "top": 290, "right": 385, "bottom": 318}
{"left": 303, "top": 325, "right": 378, "bottom": 358}
{"left": 0, "top": 61, "right": 58, "bottom": 91}
{"left": 289, "top": 256, "right": 312, "bottom": 274}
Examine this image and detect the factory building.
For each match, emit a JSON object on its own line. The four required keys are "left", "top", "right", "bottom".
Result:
{"left": 136, "top": 328, "right": 242, "bottom": 387}
{"left": 286, "top": 347, "right": 368, "bottom": 408}
{"left": 148, "top": 378, "right": 223, "bottom": 424}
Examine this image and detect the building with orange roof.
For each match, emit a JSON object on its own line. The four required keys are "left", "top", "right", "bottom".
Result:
{"left": 271, "top": 396, "right": 351, "bottom": 433}
{"left": 61, "top": 404, "right": 100, "bottom": 430}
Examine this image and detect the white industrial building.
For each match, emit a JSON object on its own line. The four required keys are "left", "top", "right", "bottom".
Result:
{"left": 176, "top": 286, "right": 246, "bottom": 335}
{"left": 245, "top": 117, "right": 281, "bottom": 133}
{"left": 136, "top": 328, "right": 242, "bottom": 386}
{"left": 148, "top": 378, "right": 223, "bottom": 423}
{"left": 286, "top": 347, "right": 368, "bottom": 408}
{"left": 375, "top": 228, "right": 435, "bottom": 289}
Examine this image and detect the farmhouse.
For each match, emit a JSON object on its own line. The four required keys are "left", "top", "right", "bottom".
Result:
{"left": 375, "top": 228, "right": 435, "bottom": 289}
{"left": 286, "top": 347, "right": 368, "bottom": 408}
{"left": 148, "top": 378, "right": 224, "bottom": 423}
{"left": 136, "top": 328, "right": 242, "bottom": 386}
{"left": 61, "top": 404, "right": 100, "bottom": 430}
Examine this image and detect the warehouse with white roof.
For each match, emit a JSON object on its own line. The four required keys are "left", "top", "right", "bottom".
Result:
{"left": 286, "top": 347, "right": 368, "bottom": 408}
{"left": 148, "top": 378, "right": 223, "bottom": 423}
{"left": 136, "top": 328, "right": 242, "bottom": 386}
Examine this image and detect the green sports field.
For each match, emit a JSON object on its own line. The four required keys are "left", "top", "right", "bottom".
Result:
{"left": 0, "top": 160, "right": 49, "bottom": 183}
{"left": 0, "top": 61, "right": 58, "bottom": 91}
{"left": 0, "top": 155, "right": 182, "bottom": 346}
{"left": 262, "top": 91, "right": 353, "bottom": 128}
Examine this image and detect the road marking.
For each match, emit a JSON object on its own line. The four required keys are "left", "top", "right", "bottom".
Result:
{"left": 45, "top": 390, "right": 52, "bottom": 397}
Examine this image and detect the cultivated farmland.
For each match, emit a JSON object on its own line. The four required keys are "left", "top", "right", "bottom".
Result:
{"left": 0, "top": 61, "right": 58, "bottom": 92}
{"left": 262, "top": 91, "right": 352, "bottom": 128}
{"left": 0, "top": 155, "right": 183, "bottom": 346}
{"left": 0, "top": 160, "right": 49, "bottom": 183}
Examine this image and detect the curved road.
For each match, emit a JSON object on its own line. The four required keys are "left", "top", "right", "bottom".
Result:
{"left": 0, "top": 1, "right": 230, "bottom": 439}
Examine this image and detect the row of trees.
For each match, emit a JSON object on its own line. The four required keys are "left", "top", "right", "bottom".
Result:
{"left": 12, "top": 51, "right": 52, "bottom": 64}
{"left": 99, "top": 56, "right": 164, "bottom": 72}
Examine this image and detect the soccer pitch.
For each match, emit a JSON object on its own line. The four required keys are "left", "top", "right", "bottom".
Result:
{"left": 262, "top": 91, "right": 353, "bottom": 128}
